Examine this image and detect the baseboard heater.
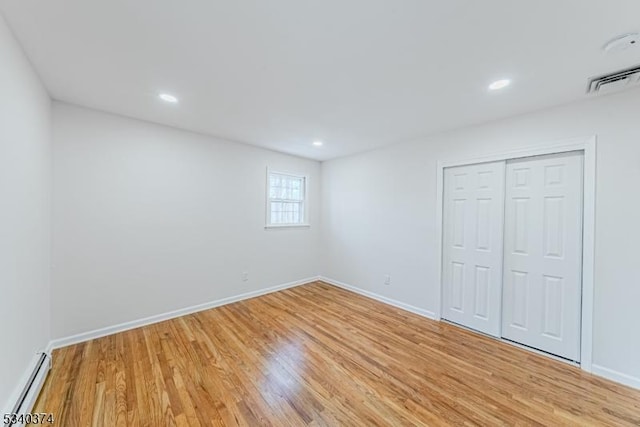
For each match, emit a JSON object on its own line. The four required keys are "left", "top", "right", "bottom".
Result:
{"left": 3, "top": 352, "right": 51, "bottom": 427}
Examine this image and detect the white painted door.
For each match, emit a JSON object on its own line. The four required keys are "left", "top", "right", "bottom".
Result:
{"left": 442, "top": 161, "right": 505, "bottom": 337}
{"left": 502, "top": 152, "right": 583, "bottom": 361}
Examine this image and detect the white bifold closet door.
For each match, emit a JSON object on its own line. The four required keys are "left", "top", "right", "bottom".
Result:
{"left": 442, "top": 161, "right": 505, "bottom": 337}
{"left": 502, "top": 152, "right": 583, "bottom": 361}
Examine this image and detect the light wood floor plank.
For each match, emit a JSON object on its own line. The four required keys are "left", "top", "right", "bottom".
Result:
{"left": 35, "top": 281, "right": 640, "bottom": 426}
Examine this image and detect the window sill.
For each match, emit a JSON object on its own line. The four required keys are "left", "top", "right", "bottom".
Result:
{"left": 265, "top": 224, "right": 311, "bottom": 230}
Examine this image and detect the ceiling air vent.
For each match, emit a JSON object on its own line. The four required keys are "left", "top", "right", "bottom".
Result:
{"left": 587, "top": 65, "right": 640, "bottom": 95}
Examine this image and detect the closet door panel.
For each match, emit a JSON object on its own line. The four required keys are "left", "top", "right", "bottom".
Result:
{"left": 442, "top": 161, "right": 505, "bottom": 337}
{"left": 502, "top": 152, "right": 583, "bottom": 361}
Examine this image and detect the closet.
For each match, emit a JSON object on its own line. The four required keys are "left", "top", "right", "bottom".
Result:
{"left": 442, "top": 151, "right": 584, "bottom": 362}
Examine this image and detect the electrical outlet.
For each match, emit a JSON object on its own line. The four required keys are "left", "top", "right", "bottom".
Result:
{"left": 384, "top": 274, "right": 391, "bottom": 286}
{"left": 241, "top": 271, "right": 249, "bottom": 282}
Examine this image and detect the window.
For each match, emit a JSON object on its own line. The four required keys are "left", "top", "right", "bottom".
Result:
{"left": 266, "top": 170, "right": 308, "bottom": 227}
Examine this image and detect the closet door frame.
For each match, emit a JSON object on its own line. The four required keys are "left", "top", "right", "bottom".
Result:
{"left": 434, "top": 136, "right": 596, "bottom": 373}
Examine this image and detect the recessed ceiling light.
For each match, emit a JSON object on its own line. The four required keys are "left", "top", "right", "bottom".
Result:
{"left": 488, "top": 79, "right": 511, "bottom": 91}
{"left": 312, "top": 141, "right": 323, "bottom": 147}
{"left": 159, "top": 93, "right": 178, "bottom": 103}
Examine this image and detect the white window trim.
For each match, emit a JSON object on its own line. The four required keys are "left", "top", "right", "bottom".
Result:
{"left": 265, "top": 168, "right": 310, "bottom": 229}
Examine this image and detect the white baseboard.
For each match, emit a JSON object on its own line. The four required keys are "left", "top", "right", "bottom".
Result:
{"left": 49, "top": 276, "right": 320, "bottom": 350}
{"left": 18, "top": 353, "right": 51, "bottom": 418}
{"left": 2, "top": 351, "right": 51, "bottom": 418}
{"left": 44, "top": 341, "right": 53, "bottom": 356}
{"left": 320, "top": 278, "right": 640, "bottom": 391}
{"left": 319, "top": 276, "right": 437, "bottom": 320}
{"left": 592, "top": 364, "right": 640, "bottom": 390}
{"left": 42, "top": 274, "right": 640, "bottom": 395}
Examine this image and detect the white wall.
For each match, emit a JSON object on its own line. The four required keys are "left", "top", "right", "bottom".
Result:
{"left": 0, "top": 14, "right": 51, "bottom": 412}
{"left": 52, "top": 103, "right": 321, "bottom": 340}
{"left": 321, "top": 87, "right": 640, "bottom": 384}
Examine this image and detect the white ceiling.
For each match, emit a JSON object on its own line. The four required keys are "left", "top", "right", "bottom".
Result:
{"left": 2, "top": 1, "right": 640, "bottom": 160}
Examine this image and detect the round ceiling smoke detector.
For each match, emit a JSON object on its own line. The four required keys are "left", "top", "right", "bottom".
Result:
{"left": 603, "top": 33, "right": 639, "bottom": 53}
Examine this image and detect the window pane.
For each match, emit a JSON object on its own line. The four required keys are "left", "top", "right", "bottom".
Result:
{"left": 268, "top": 172, "right": 306, "bottom": 225}
{"left": 268, "top": 173, "right": 304, "bottom": 201}
{"left": 269, "top": 176, "right": 278, "bottom": 198}
{"left": 270, "top": 201, "right": 303, "bottom": 224}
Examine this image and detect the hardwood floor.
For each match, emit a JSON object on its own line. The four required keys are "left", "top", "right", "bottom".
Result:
{"left": 35, "top": 281, "right": 640, "bottom": 426}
